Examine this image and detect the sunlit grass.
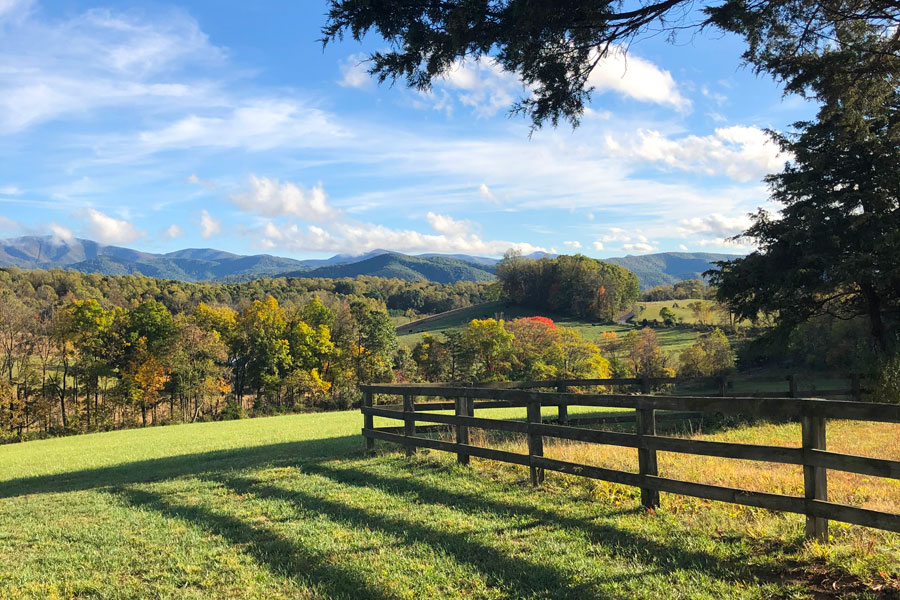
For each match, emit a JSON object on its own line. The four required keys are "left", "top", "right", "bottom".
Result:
{"left": 0, "top": 410, "right": 897, "bottom": 599}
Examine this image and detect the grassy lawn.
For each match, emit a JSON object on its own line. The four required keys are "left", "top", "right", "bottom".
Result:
{"left": 1, "top": 411, "right": 897, "bottom": 599}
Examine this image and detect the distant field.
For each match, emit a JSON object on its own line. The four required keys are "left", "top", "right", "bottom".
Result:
{"left": 1, "top": 410, "right": 896, "bottom": 598}
{"left": 633, "top": 300, "right": 720, "bottom": 325}
{"left": 397, "top": 301, "right": 700, "bottom": 353}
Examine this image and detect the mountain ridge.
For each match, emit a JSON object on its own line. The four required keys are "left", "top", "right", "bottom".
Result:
{"left": 0, "top": 235, "right": 737, "bottom": 288}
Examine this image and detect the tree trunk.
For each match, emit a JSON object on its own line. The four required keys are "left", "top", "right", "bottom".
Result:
{"left": 860, "top": 283, "right": 886, "bottom": 353}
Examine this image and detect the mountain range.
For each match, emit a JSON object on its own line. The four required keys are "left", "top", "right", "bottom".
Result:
{"left": 0, "top": 235, "right": 737, "bottom": 289}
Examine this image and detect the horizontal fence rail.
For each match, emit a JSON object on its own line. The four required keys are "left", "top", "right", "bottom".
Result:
{"left": 359, "top": 380, "right": 900, "bottom": 540}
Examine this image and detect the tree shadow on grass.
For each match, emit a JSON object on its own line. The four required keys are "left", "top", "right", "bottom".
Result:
{"left": 0, "top": 434, "right": 360, "bottom": 499}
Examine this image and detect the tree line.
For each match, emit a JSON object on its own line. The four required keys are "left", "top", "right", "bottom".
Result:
{"left": 495, "top": 253, "right": 639, "bottom": 321}
{"left": 0, "top": 292, "right": 399, "bottom": 439}
{"left": 408, "top": 318, "right": 734, "bottom": 383}
{"left": 0, "top": 267, "right": 497, "bottom": 318}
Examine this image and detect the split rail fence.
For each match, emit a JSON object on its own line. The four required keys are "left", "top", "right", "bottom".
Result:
{"left": 360, "top": 377, "right": 899, "bottom": 540}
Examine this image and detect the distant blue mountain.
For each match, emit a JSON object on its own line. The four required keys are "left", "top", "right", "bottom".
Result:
{"left": 0, "top": 236, "right": 736, "bottom": 288}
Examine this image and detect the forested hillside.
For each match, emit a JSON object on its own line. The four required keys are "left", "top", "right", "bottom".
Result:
{"left": 603, "top": 253, "right": 740, "bottom": 289}
{"left": 281, "top": 253, "right": 497, "bottom": 283}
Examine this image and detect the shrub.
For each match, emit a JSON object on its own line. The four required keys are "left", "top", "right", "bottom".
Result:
{"left": 872, "top": 355, "right": 900, "bottom": 404}
{"left": 220, "top": 400, "right": 247, "bottom": 420}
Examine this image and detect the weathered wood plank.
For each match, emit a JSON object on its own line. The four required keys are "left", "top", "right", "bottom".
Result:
{"left": 362, "top": 428, "right": 531, "bottom": 466}
{"left": 362, "top": 385, "right": 900, "bottom": 423}
{"left": 806, "top": 449, "right": 900, "bottom": 480}
{"left": 364, "top": 406, "right": 894, "bottom": 476}
{"left": 531, "top": 423, "right": 638, "bottom": 447}
{"left": 409, "top": 409, "right": 530, "bottom": 433}
{"left": 806, "top": 500, "right": 900, "bottom": 533}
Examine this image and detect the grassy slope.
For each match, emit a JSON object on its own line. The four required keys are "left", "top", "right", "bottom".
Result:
{"left": 1, "top": 412, "right": 897, "bottom": 599}
{"left": 292, "top": 254, "right": 496, "bottom": 283}
{"left": 397, "top": 301, "right": 699, "bottom": 352}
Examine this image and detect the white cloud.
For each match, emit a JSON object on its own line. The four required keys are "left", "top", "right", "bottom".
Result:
{"left": 0, "top": 185, "right": 22, "bottom": 195}
{"left": 186, "top": 174, "right": 216, "bottom": 190}
{"left": 701, "top": 85, "right": 728, "bottom": 106}
{"left": 678, "top": 213, "right": 751, "bottom": 238}
{"left": 257, "top": 214, "right": 545, "bottom": 257}
{"left": 592, "top": 240, "right": 604, "bottom": 251}
{"left": 431, "top": 58, "right": 527, "bottom": 118}
{"left": 0, "top": 0, "right": 32, "bottom": 23}
{"left": 478, "top": 183, "right": 496, "bottom": 202}
{"left": 679, "top": 244, "right": 689, "bottom": 251}
{"left": 610, "top": 125, "right": 786, "bottom": 182}
{"left": 231, "top": 175, "right": 334, "bottom": 221}
{"left": 82, "top": 208, "right": 142, "bottom": 244}
{"left": 199, "top": 209, "right": 220, "bottom": 238}
{"left": 588, "top": 47, "right": 690, "bottom": 112}
{"left": 563, "top": 240, "right": 582, "bottom": 249}
{"left": 697, "top": 237, "right": 754, "bottom": 250}
{"left": 426, "top": 212, "right": 474, "bottom": 237}
{"left": 338, "top": 53, "right": 372, "bottom": 89}
{"left": 0, "top": 6, "right": 223, "bottom": 134}
{"left": 161, "top": 223, "right": 184, "bottom": 239}
{"left": 49, "top": 223, "right": 74, "bottom": 243}
{"left": 133, "top": 100, "right": 347, "bottom": 154}
{"left": 622, "top": 242, "right": 655, "bottom": 253}
{"left": 0, "top": 215, "right": 21, "bottom": 234}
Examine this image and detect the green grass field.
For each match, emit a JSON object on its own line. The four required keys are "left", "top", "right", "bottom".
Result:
{"left": 397, "top": 301, "right": 701, "bottom": 353}
{"left": 1, "top": 410, "right": 897, "bottom": 599}
{"left": 632, "top": 300, "right": 717, "bottom": 324}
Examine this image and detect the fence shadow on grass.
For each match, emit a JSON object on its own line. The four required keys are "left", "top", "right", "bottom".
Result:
{"left": 206, "top": 472, "right": 645, "bottom": 600}
{"left": 115, "top": 485, "right": 396, "bottom": 600}
{"left": 299, "top": 459, "right": 802, "bottom": 588}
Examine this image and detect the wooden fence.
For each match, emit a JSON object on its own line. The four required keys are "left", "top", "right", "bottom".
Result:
{"left": 360, "top": 379, "right": 899, "bottom": 540}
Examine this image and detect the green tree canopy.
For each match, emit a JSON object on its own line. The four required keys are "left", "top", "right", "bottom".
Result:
{"left": 322, "top": 0, "right": 900, "bottom": 128}
{"left": 710, "top": 24, "right": 900, "bottom": 354}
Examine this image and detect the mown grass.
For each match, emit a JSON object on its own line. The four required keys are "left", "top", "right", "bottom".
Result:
{"left": 1, "top": 410, "right": 897, "bottom": 599}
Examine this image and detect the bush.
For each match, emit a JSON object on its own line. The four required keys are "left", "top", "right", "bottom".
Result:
{"left": 872, "top": 355, "right": 900, "bottom": 404}
{"left": 220, "top": 400, "right": 247, "bottom": 420}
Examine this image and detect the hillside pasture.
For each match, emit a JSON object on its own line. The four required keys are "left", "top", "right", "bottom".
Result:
{"left": 396, "top": 301, "right": 700, "bottom": 353}
{"left": 1, "top": 410, "right": 897, "bottom": 599}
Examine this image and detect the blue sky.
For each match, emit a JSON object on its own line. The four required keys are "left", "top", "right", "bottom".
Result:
{"left": 0, "top": 0, "right": 814, "bottom": 259}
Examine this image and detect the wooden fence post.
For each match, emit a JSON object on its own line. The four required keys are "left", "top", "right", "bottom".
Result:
{"left": 363, "top": 390, "right": 374, "bottom": 454}
{"left": 641, "top": 376, "right": 651, "bottom": 395}
{"left": 789, "top": 374, "right": 798, "bottom": 398}
{"left": 802, "top": 415, "right": 828, "bottom": 540}
{"left": 636, "top": 407, "right": 660, "bottom": 509}
{"left": 527, "top": 400, "right": 544, "bottom": 486}
{"left": 557, "top": 382, "right": 568, "bottom": 425}
{"left": 403, "top": 394, "right": 416, "bottom": 458}
{"left": 455, "top": 395, "right": 470, "bottom": 465}
{"left": 719, "top": 375, "right": 728, "bottom": 397}
{"left": 851, "top": 374, "right": 862, "bottom": 402}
